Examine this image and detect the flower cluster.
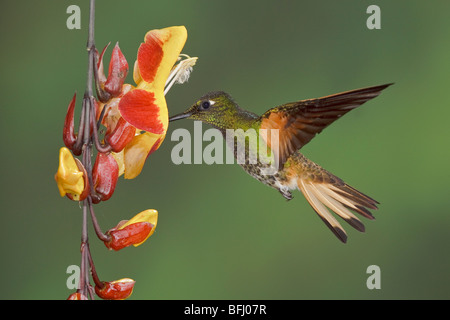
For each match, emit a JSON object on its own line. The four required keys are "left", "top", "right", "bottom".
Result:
{"left": 55, "top": 23, "right": 196, "bottom": 300}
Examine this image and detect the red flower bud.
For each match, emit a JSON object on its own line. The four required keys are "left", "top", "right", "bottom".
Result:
{"left": 104, "top": 209, "right": 158, "bottom": 251}
{"left": 95, "top": 278, "right": 135, "bottom": 300}
{"left": 92, "top": 152, "right": 119, "bottom": 201}
{"left": 96, "top": 43, "right": 110, "bottom": 82}
{"left": 105, "top": 117, "right": 136, "bottom": 152}
{"left": 104, "top": 42, "right": 129, "bottom": 97}
{"left": 67, "top": 292, "right": 88, "bottom": 300}
{"left": 105, "top": 221, "right": 153, "bottom": 251}
{"left": 63, "top": 93, "right": 77, "bottom": 150}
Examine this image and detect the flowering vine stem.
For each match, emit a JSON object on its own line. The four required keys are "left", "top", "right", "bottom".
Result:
{"left": 56, "top": 0, "right": 197, "bottom": 300}
{"left": 77, "top": 0, "right": 107, "bottom": 298}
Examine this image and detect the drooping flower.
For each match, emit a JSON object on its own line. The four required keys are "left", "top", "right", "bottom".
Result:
{"left": 92, "top": 152, "right": 119, "bottom": 202}
{"left": 95, "top": 278, "right": 135, "bottom": 300}
{"left": 67, "top": 292, "right": 88, "bottom": 300}
{"left": 63, "top": 93, "right": 100, "bottom": 156}
{"left": 55, "top": 147, "right": 89, "bottom": 201}
{"left": 104, "top": 209, "right": 158, "bottom": 251}
{"left": 96, "top": 26, "right": 197, "bottom": 179}
{"left": 63, "top": 93, "right": 77, "bottom": 150}
{"left": 96, "top": 42, "right": 129, "bottom": 101}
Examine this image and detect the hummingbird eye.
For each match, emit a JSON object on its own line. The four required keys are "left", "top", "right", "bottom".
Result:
{"left": 201, "top": 100, "right": 211, "bottom": 110}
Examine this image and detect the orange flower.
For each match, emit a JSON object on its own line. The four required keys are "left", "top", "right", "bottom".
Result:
{"left": 97, "top": 26, "right": 197, "bottom": 179}
{"left": 67, "top": 292, "right": 88, "bottom": 300}
{"left": 95, "top": 278, "right": 135, "bottom": 300}
{"left": 104, "top": 209, "right": 158, "bottom": 251}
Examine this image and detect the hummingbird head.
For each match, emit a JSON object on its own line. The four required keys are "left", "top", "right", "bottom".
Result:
{"left": 169, "top": 91, "right": 240, "bottom": 129}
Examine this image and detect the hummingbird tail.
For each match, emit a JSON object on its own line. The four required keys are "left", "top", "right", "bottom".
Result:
{"left": 297, "top": 177, "right": 378, "bottom": 243}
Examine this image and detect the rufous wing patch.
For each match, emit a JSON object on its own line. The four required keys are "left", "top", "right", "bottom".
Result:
{"left": 260, "top": 111, "right": 311, "bottom": 169}
{"left": 259, "top": 83, "right": 393, "bottom": 168}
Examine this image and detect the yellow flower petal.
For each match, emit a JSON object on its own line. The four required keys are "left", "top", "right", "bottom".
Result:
{"left": 55, "top": 147, "right": 85, "bottom": 197}
{"left": 119, "top": 26, "right": 187, "bottom": 134}
{"left": 110, "top": 150, "right": 125, "bottom": 177}
{"left": 137, "top": 26, "right": 187, "bottom": 92}
{"left": 123, "top": 131, "right": 165, "bottom": 179}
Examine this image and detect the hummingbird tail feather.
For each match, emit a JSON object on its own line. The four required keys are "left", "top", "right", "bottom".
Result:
{"left": 297, "top": 178, "right": 378, "bottom": 243}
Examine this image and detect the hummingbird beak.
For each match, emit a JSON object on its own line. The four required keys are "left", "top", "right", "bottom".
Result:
{"left": 169, "top": 110, "right": 193, "bottom": 122}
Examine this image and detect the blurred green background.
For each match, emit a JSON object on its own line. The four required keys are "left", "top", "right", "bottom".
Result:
{"left": 1, "top": 0, "right": 449, "bottom": 300}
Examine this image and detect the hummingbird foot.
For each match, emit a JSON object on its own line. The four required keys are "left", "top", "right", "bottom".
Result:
{"left": 279, "top": 188, "right": 293, "bottom": 201}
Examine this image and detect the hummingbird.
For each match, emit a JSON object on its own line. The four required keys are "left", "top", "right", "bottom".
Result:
{"left": 169, "top": 84, "right": 392, "bottom": 243}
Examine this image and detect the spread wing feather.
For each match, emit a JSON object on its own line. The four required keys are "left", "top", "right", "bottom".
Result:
{"left": 259, "top": 84, "right": 393, "bottom": 169}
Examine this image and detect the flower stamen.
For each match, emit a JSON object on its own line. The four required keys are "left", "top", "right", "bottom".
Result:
{"left": 164, "top": 55, "right": 198, "bottom": 95}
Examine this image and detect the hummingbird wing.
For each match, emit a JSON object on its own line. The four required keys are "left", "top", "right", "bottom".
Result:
{"left": 259, "top": 83, "right": 392, "bottom": 169}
